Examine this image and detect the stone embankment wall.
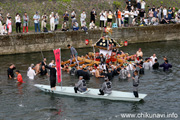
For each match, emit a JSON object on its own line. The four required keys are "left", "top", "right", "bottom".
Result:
{"left": 0, "top": 24, "right": 180, "bottom": 55}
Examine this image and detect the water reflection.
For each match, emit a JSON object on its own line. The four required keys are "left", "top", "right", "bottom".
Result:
{"left": 17, "top": 83, "right": 23, "bottom": 95}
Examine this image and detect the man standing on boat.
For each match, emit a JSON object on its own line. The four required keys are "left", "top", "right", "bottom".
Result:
{"left": 132, "top": 70, "right": 139, "bottom": 98}
{"left": 74, "top": 76, "right": 87, "bottom": 93}
{"left": 99, "top": 78, "right": 112, "bottom": 95}
{"left": 45, "top": 64, "right": 57, "bottom": 91}
{"left": 67, "top": 44, "right": 79, "bottom": 65}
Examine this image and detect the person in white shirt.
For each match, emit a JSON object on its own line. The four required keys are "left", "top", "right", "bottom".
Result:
{"left": 0, "top": 20, "right": 2, "bottom": 35}
{"left": 80, "top": 10, "right": 86, "bottom": 27}
{"left": 141, "top": 0, "right": 146, "bottom": 10}
{"left": 73, "top": 22, "right": 79, "bottom": 31}
{"left": 49, "top": 12, "right": 55, "bottom": 31}
{"left": 143, "top": 58, "right": 151, "bottom": 70}
{"left": 1, "top": 23, "right": 7, "bottom": 35}
{"left": 27, "top": 65, "right": 36, "bottom": 80}
{"left": 150, "top": 54, "right": 157, "bottom": 64}
{"left": 163, "top": 7, "right": 167, "bottom": 18}
{"left": 49, "top": 60, "right": 55, "bottom": 67}
{"left": 15, "top": 13, "right": 21, "bottom": 33}
{"left": 99, "top": 10, "right": 105, "bottom": 29}
{"left": 89, "top": 21, "right": 95, "bottom": 29}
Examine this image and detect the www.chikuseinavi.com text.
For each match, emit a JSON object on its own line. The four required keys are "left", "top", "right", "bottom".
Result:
{"left": 119, "top": 112, "right": 178, "bottom": 119}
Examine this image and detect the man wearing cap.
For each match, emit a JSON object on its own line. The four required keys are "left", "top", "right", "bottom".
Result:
{"left": 74, "top": 76, "right": 87, "bottom": 93}
{"left": 45, "top": 64, "right": 57, "bottom": 91}
{"left": 33, "top": 12, "right": 40, "bottom": 32}
{"left": 99, "top": 78, "right": 112, "bottom": 95}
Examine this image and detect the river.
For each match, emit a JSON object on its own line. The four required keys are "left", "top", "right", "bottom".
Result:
{"left": 0, "top": 41, "right": 180, "bottom": 120}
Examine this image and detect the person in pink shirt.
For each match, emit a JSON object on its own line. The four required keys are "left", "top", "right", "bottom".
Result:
{"left": 7, "top": 17, "right": 12, "bottom": 35}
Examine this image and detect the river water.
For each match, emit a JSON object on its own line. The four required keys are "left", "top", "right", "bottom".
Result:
{"left": 0, "top": 41, "right": 180, "bottom": 120}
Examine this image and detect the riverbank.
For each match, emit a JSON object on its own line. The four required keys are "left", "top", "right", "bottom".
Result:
{"left": 0, "top": 24, "right": 180, "bottom": 55}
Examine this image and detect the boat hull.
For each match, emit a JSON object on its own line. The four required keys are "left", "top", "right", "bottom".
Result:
{"left": 34, "top": 84, "right": 147, "bottom": 102}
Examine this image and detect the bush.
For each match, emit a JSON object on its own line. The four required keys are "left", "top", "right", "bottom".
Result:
{"left": 113, "top": 1, "right": 121, "bottom": 8}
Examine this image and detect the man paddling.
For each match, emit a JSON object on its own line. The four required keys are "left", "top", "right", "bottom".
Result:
{"left": 74, "top": 76, "right": 87, "bottom": 93}
{"left": 99, "top": 78, "right": 112, "bottom": 95}
{"left": 132, "top": 70, "right": 139, "bottom": 98}
{"left": 45, "top": 64, "right": 57, "bottom": 91}
{"left": 67, "top": 44, "right": 79, "bottom": 65}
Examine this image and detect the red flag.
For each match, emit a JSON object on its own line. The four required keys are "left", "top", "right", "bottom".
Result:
{"left": 54, "top": 49, "right": 62, "bottom": 83}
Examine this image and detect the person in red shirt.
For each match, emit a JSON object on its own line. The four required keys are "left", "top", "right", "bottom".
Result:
{"left": 15, "top": 70, "right": 24, "bottom": 83}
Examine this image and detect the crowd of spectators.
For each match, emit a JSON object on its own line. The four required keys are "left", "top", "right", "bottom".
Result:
{"left": 0, "top": 0, "right": 180, "bottom": 35}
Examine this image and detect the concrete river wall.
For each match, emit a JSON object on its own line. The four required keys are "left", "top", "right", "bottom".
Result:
{"left": 0, "top": 24, "right": 180, "bottom": 55}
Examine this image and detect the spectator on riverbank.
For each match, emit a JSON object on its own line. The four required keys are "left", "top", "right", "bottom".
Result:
{"left": 107, "top": 10, "right": 113, "bottom": 27}
{"left": 141, "top": 0, "right": 146, "bottom": 10}
{"left": 41, "top": 13, "right": 48, "bottom": 32}
{"left": 73, "top": 21, "right": 79, "bottom": 31}
{"left": 71, "top": 10, "right": 76, "bottom": 28}
{"left": 137, "top": 0, "right": 141, "bottom": 10}
{"left": 33, "top": 12, "right": 40, "bottom": 32}
{"left": 1, "top": 23, "right": 7, "bottom": 35}
{"left": 0, "top": 18, "right": 3, "bottom": 34}
{"left": 49, "top": 12, "right": 55, "bottom": 31}
{"left": 104, "top": 10, "right": 108, "bottom": 27}
{"left": 124, "top": 9, "right": 129, "bottom": 27}
{"left": 117, "top": 8, "right": 122, "bottom": 27}
{"left": 80, "top": 10, "right": 86, "bottom": 27}
{"left": 163, "top": 7, "right": 167, "bottom": 18}
{"left": 15, "top": 13, "right": 21, "bottom": 33}
{"left": 161, "top": 15, "right": 170, "bottom": 24}
{"left": 81, "top": 21, "right": 88, "bottom": 32}
{"left": 63, "top": 11, "right": 69, "bottom": 23}
{"left": 89, "top": 20, "right": 95, "bottom": 29}
{"left": 168, "top": 7, "right": 172, "bottom": 20}
{"left": 90, "top": 8, "right": 97, "bottom": 23}
{"left": 61, "top": 21, "right": 68, "bottom": 31}
{"left": 23, "top": 12, "right": 29, "bottom": 33}
{"left": 99, "top": 10, "right": 105, "bottom": 29}
{"left": 54, "top": 13, "right": 59, "bottom": 31}
{"left": 7, "top": 17, "right": 12, "bottom": 35}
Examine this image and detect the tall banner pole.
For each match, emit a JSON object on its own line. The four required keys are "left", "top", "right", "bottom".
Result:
{"left": 60, "top": 48, "right": 62, "bottom": 90}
